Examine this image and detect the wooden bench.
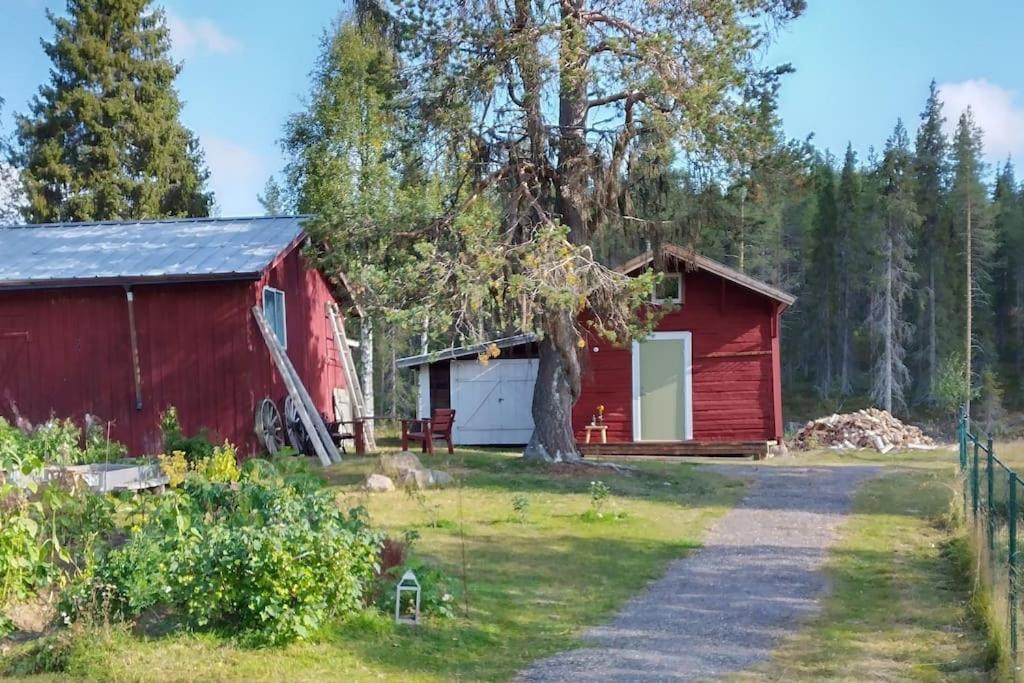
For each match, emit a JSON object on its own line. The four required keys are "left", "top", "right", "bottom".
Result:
{"left": 401, "top": 409, "right": 456, "bottom": 454}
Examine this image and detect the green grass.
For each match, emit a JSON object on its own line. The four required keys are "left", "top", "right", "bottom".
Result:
{"left": 0, "top": 449, "right": 742, "bottom": 682}
{"left": 733, "top": 465, "right": 990, "bottom": 681}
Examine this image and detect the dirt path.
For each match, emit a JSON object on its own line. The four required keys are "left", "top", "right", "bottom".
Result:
{"left": 519, "top": 465, "right": 879, "bottom": 683}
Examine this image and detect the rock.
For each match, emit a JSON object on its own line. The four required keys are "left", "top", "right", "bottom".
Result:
{"left": 365, "top": 473, "right": 395, "bottom": 492}
{"left": 430, "top": 470, "right": 455, "bottom": 487}
{"left": 400, "top": 468, "right": 433, "bottom": 489}
{"left": 380, "top": 451, "right": 425, "bottom": 477}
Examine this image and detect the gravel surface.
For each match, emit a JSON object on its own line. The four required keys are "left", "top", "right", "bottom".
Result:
{"left": 519, "top": 465, "right": 879, "bottom": 683}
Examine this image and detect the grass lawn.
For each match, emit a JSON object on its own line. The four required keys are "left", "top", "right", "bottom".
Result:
{"left": 0, "top": 449, "right": 742, "bottom": 682}
{"left": 732, "top": 452, "right": 992, "bottom": 681}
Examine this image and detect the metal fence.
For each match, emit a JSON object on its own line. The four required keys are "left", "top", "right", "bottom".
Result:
{"left": 959, "top": 406, "right": 1020, "bottom": 661}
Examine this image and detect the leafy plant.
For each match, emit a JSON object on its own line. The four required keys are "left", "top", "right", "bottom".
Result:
{"left": 511, "top": 493, "right": 530, "bottom": 524}
{"left": 159, "top": 406, "right": 215, "bottom": 463}
{"left": 157, "top": 451, "right": 189, "bottom": 488}
{"left": 589, "top": 481, "right": 611, "bottom": 516}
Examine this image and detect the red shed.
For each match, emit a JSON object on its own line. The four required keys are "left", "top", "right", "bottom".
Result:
{"left": 401, "top": 244, "right": 795, "bottom": 458}
{"left": 0, "top": 216, "right": 348, "bottom": 456}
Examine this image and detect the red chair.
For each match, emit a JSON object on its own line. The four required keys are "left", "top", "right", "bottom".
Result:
{"left": 401, "top": 409, "right": 456, "bottom": 454}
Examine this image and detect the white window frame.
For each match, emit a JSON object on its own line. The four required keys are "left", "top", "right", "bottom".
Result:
{"left": 263, "top": 286, "right": 287, "bottom": 350}
{"left": 652, "top": 272, "right": 683, "bottom": 305}
{"left": 631, "top": 331, "right": 694, "bottom": 442}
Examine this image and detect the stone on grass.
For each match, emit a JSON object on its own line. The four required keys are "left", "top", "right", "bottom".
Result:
{"left": 400, "top": 468, "right": 434, "bottom": 490}
{"left": 380, "top": 451, "right": 425, "bottom": 477}
{"left": 365, "top": 473, "right": 396, "bottom": 492}
{"left": 430, "top": 470, "right": 455, "bottom": 487}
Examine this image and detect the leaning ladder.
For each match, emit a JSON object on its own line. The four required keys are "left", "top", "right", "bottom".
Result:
{"left": 327, "top": 303, "right": 376, "bottom": 452}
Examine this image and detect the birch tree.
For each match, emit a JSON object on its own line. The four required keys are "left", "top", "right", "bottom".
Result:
{"left": 868, "top": 120, "right": 919, "bottom": 413}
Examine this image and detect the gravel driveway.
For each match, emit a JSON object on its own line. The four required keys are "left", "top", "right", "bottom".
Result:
{"left": 519, "top": 465, "right": 879, "bottom": 683}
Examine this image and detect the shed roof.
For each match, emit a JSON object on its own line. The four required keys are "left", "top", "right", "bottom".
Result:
{"left": 0, "top": 215, "right": 308, "bottom": 289}
{"left": 616, "top": 244, "right": 797, "bottom": 307}
{"left": 397, "top": 333, "right": 538, "bottom": 369}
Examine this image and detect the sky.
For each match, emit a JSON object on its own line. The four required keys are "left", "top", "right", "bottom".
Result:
{"left": 1, "top": 0, "right": 1022, "bottom": 217}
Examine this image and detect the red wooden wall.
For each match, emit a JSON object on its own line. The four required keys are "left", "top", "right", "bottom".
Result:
{"left": 572, "top": 269, "right": 784, "bottom": 443}
{"left": 0, "top": 246, "right": 345, "bottom": 457}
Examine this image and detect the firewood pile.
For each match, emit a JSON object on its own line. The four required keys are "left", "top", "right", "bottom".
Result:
{"left": 792, "top": 408, "right": 936, "bottom": 453}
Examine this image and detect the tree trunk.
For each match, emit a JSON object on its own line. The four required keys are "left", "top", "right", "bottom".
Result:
{"left": 521, "top": 0, "right": 588, "bottom": 462}
{"left": 523, "top": 317, "right": 582, "bottom": 462}
{"left": 965, "top": 197, "right": 973, "bottom": 419}
{"left": 927, "top": 258, "right": 936, "bottom": 398}
{"left": 360, "top": 317, "right": 375, "bottom": 439}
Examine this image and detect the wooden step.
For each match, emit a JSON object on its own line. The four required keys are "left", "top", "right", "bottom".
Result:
{"left": 579, "top": 440, "right": 770, "bottom": 459}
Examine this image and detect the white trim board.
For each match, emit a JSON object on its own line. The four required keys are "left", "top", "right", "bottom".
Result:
{"left": 631, "top": 331, "right": 694, "bottom": 441}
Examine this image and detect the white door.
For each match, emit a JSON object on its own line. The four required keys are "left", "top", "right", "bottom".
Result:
{"left": 631, "top": 332, "right": 694, "bottom": 441}
{"left": 450, "top": 359, "right": 538, "bottom": 445}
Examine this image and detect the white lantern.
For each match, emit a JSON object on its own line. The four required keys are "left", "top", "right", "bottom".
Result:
{"left": 395, "top": 570, "right": 421, "bottom": 625}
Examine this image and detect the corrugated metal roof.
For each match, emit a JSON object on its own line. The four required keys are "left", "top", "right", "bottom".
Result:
{"left": 0, "top": 215, "right": 308, "bottom": 288}
{"left": 397, "top": 334, "right": 538, "bottom": 368}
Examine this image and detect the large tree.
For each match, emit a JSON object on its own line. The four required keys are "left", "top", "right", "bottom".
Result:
{"left": 911, "top": 81, "right": 947, "bottom": 400}
{"left": 834, "top": 144, "right": 862, "bottom": 395}
{"left": 948, "top": 108, "right": 993, "bottom": 419}
{"left": 14, "top": 0, "right": 211, "bottom": 222}
{"left": 308, "top": 0, "right": 804, "bottom": 461}
{"left": 867, "top": 120, "right": 919, "bottom": 413}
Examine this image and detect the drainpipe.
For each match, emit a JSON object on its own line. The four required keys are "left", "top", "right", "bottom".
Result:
{"left": 125, "top": 286, "right": 143, "bottom": 411}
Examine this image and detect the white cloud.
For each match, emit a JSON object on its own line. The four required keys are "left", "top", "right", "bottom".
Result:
{"left": 938, "top": 79, "right": 1024, "bottom": 160}
{"left": 201, "top": 135, "right": 267, "bottom": 217}
{"left": 166, "top": 11, "right": 241, "bottom": 59}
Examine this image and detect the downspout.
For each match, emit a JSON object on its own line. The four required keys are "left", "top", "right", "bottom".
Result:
{"left": 125, "top": 286, "right": 143, "bottom": 410}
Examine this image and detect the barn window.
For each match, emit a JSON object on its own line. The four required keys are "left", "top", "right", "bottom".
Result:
{"left": 652, "top": 272, "right": 683, "bottom": 304}
{"left": 263, "top": 287, "right": 287, "bottom": 349}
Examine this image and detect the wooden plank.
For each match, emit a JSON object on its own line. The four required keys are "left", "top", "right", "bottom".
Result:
{"left": 327, "top": 304, "right": 376, "bottom": 452}
{"left": 578, "top": 440, "right": 770, "bottom": 458}
{"left": 253, "top": 306, "right": 340, "bottom": 466}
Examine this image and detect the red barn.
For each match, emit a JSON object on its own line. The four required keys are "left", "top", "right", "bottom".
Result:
{"left": 0, "top": 216, "right": 348, "bottom": 456}
{"left": 400, "top": 244, "right": 795, "bottom": 458}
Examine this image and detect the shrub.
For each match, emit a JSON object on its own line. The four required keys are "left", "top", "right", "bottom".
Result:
{"left": 159, "top": 406, "right": 215, "bottom": 463}
{"left": 66, "top": 468, "right": 383, "bottom": 646}
{"left": 511, "top": 493, "right": 530, "bottom": 524}
{"left": 589, "top": 480, "right": 611, "bottom": 515}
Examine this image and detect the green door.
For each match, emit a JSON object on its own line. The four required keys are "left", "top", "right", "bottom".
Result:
{"left": 637, "top": 337, "right": 689, "bottom": 440}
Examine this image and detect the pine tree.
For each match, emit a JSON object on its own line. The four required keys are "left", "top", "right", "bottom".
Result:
{"left": 868, "top": 120, "right": 919, "bottom": 413}
{"left": 804, "top": 156, "right": 839, "bottom": 395}
{"left": 949, "top": 108, "right": 994, "bottom": 419}
{"left": 14, "top": 0, "right": 211, "bottom": 222}
{"left": 912, "top": 81, "right": 948, "bottom": 400}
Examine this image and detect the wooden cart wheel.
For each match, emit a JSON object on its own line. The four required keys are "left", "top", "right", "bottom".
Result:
{"left": 255, "top": 398, "right": 285, "bottom": 456}
{"left": 284, "top": 396, "right": 312, "bottom": 455}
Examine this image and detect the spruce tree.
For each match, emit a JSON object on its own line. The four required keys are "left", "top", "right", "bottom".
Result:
{"left": 992, "top": 161, "right": 1024, "bottom": 406}
{"left": 949, "top": 108, "right": 994, "bottom": 419}
{"left": 15, "top": 0, "right": 211, "bottom": 222}
{"left": 835, "top": 144, "right": 861, "bottom": 395}
{"left": 868, "top": 120, "right": 919, "bottom": 413}
{"left": 912, "top": 81, "right": 948, "bottom": 400}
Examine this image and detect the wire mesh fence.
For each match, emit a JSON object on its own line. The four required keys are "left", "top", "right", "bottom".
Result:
{"left": 959, "top": 406, "right": 1021, "bottom": 663}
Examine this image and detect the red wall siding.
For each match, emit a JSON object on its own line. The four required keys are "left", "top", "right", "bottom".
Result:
{"left": 252, "top": 248, "right": 346, "bottom": 431}
{"left": 572, "top": 269, "right": 783, "bottom": 442}
{"left": 0, "top": 246, "right": 345, "bottom": 457}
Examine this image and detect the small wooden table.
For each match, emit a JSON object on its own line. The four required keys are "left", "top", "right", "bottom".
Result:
{"left": 584, "top": 424, "right": 608, "bottom": 444}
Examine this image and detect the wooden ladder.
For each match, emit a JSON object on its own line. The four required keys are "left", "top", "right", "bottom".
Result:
{"left": 328, "top": 303, "right": 376, "bottom": 452}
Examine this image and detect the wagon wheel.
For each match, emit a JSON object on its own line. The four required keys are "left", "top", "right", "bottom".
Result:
{"left": 284, "top": 396, "right": 313, "bottom": 456}
{"left": 254, "top": 398, "right": 285, "bottom": 456}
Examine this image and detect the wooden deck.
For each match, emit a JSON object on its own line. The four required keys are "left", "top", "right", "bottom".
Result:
{"left": 578, "top": 440, "right": 771, "bottom": 460}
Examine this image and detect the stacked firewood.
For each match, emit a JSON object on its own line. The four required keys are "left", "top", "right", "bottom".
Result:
{"left": 793, "top": 408, "right": 936, "bottom": 453}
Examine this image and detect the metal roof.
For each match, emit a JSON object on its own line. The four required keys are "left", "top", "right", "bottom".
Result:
{"left": 397, "top": 333, "right": 537, "bottom": 368}
{"left": 0, "top": 215, "right": 308, "bottom": 289}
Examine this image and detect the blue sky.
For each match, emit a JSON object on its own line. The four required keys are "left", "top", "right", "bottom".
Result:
{"left": 1, "top": 0, "right": 1022, "bottom": 216}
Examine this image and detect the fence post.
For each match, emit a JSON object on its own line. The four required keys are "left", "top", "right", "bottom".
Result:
{"left": 987, "top": 441, "right": 996, "bottom": 556}
{"left": 973, "top": 440, "right": 980, "bottom": 522}
{"left": 1009, "top": 472, "right": 1019, "bottom": 661}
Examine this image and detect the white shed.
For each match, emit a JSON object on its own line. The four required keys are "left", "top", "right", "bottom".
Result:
{"left": 398, "top": 335, "right": 539, "bottom": 446}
